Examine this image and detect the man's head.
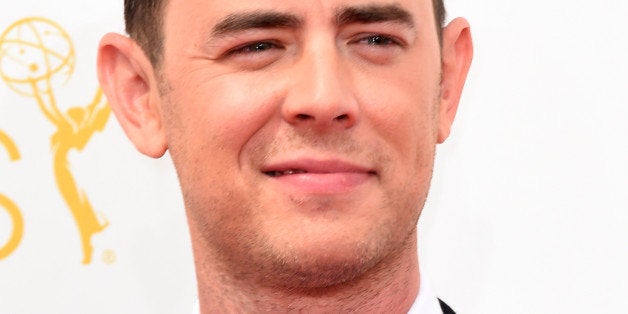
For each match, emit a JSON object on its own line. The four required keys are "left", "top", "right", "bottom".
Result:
{"left": 99, "top": 0, "right": 472, "bottom": 303}
{"left": 124, "top": 0, "right": 446, "bottom": 66}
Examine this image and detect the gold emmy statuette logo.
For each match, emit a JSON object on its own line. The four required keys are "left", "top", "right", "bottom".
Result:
{"left": 0, "top": 17, "right": 110, "bottom": 264}
{"left": 0, "top": 130, "right": 23, "bottom": 260}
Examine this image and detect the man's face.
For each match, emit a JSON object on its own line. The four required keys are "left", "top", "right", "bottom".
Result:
{"left": 159, "top": 0, "right": 443, "bottom": 287}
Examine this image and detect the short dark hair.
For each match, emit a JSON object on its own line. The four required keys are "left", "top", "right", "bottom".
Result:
{"left": 125, "top": 0, "right": 446, "bottom": 65}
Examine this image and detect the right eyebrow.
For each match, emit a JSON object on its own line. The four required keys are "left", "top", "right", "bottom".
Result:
{"left": 210, "top": 11, "right": 303, "bottom": 39}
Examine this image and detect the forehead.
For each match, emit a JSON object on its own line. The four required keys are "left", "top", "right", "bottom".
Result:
{"left": 162, "top": 0, "right": 434, "bottom": 29}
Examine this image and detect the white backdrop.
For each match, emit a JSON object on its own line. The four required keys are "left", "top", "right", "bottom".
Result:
{"left": 0, "top": 1, "right": 626, "bottom": 313}
{"left": 421, "top": 1, "right": 628, "bottom": 313}
{"left": 0, "top": 2, "right": 195, "bottom": 313}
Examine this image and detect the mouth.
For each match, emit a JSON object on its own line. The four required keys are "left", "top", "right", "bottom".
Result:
{"left": 261, "top": 159, "right": 376, "bottom": 194}
{"left": 264, "top": 170, "right": 309, "bottom": 177}
{"left": 262, "top": 159, "right": 376, "bottom": 177}
{"left": 264, "top": 169, "right": 377, "bottom": 177}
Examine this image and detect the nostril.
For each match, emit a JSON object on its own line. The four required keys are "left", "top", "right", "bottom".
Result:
{"left": 296, "top": 114, "right": 311, "bottom": 120}
{"left": 335, "top": 114, "right": 349, "bottom": 121}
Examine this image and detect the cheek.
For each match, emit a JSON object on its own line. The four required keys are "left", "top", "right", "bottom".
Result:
{"left": 359, "top": 65, "right": 440, "bottom": 165}
{"left": 164, "top": 71, "right": 284, "bottom": 169}
{"left": 161, "top": 74, "right": 275, "bottom": 236}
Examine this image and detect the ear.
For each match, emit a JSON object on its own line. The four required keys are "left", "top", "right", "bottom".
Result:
{"left": 437, "top": 17, "right": 474, "bottom": 144}
{"left": 97, "top": 33, "right": 167, "bottom": 158}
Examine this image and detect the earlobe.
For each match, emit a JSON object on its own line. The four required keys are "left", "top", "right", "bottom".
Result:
{"left": 97, "top": 33, "right": 168, "bottom": 158}
{"left": 437, "top": 18, "right": 474, "bottom": 144}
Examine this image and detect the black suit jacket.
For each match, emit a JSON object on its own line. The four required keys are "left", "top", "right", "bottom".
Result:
{"left": 438, "top": 299, "right": 455, "bottom": 314}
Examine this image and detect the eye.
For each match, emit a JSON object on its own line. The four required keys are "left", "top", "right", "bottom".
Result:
{"left": 228, "top": 41, "right": 282, "bottom": 55}
{"left": 353, "top": 34, "right": 404, "bottom": 47}
{"left": 359, "top": 35, "right": 401, "bottom": 46}
{"left": 349, "top": 34, "right": 406, "bottom": 64}
{"left": 220, "top": 40, "right": 286, "bottom": 70}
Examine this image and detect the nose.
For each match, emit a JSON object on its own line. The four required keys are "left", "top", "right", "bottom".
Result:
{"left": 281, "top": 41, "right": 359, "bottom": 131}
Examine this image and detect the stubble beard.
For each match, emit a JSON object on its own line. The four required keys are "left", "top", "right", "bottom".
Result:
{"left": 181, "top": 134, "right": 430, "bottom": 293}
{"left": 189, "top": 185, "right": 425, "bottom": 293}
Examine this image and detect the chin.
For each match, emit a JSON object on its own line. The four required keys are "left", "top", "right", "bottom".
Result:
{"left": 264, "top": 243, "right": 385, "bottom": 290}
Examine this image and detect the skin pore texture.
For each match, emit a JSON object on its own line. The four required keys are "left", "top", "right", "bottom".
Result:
{"left": 97, "top": 0, "right": 472, "bottom": 312}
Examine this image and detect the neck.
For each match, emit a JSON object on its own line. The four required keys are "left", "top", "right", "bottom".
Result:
{"left": 191, "top": 231, "right": 420, "bottom": 313}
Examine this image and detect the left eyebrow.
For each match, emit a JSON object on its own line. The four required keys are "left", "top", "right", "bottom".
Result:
{"left": 335, "top": 4, "right": 415, "bottom": 28}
